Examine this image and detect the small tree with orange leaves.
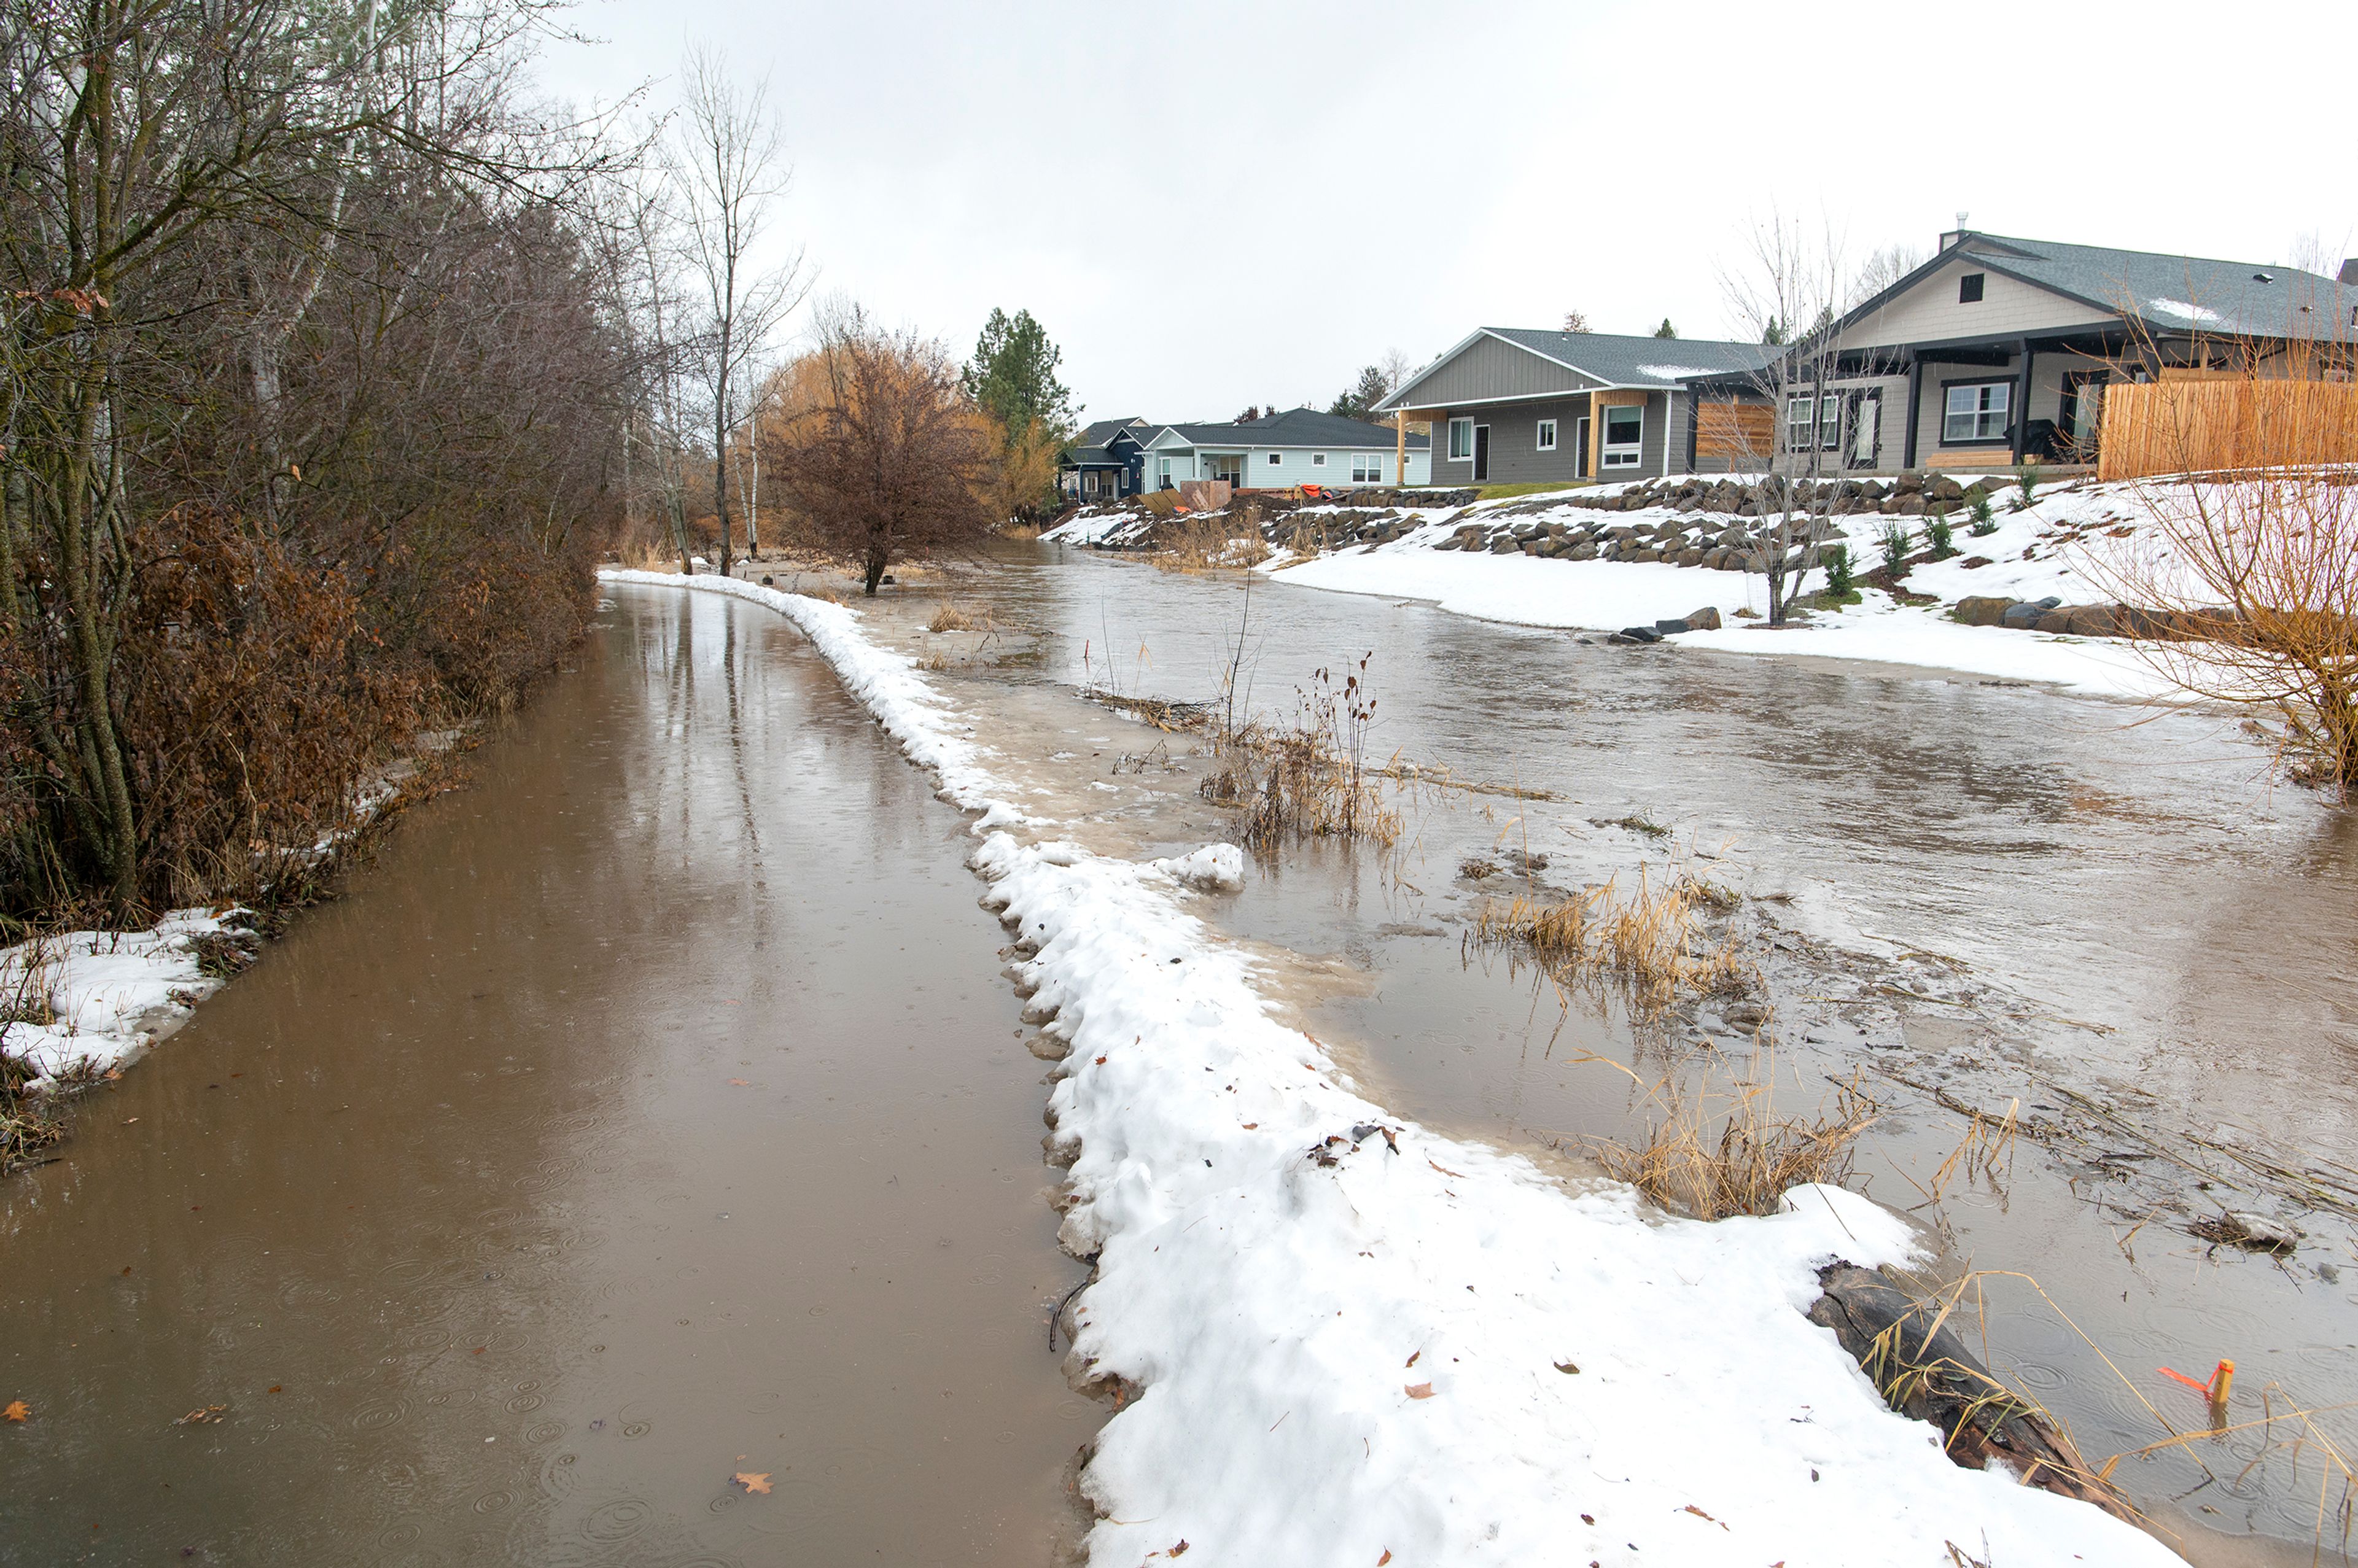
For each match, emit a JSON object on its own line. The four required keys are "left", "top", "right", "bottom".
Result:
{"left": 2080, "top": 325, "right": 2358, "bottom": 796}
{"left": 766, "top": 306, "right": 995, "bottom": 596}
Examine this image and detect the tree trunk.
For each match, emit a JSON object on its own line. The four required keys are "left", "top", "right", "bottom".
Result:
{"left": 863, "top": 543, "right": 888, "bottom": 596}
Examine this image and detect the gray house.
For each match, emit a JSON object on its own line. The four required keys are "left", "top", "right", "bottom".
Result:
{"left": 1374, "top": 330, "right": 1770, "bottom": 485}
{"left": 1681, "top": 230, "right": 2358, "bottom": 476}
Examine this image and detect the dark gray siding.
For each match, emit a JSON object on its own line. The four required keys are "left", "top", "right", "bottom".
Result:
{"left": 1431, "top": 395, "right": 1592, "bottom": 486}
{"left": 1398, "top": 333, "right": 1599, "bottom": 409}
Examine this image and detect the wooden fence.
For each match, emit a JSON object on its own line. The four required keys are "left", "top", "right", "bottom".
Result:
{"left": 1696, "top": 402, "right": 1774, "bottom": 461}
{"left": 2097, "top": 379, "right": 2358, "bottom": 481}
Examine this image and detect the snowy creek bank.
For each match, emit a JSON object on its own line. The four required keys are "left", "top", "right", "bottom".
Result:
{"left": 826, "top": 545, "right": 2358, "bottom": 1562}
{"left": 615, "top": 568, "right": 2182, "bottom": 1564}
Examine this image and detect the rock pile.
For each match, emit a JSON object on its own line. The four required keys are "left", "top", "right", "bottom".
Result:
{"left": 1953, "top": 596, "right": 2236, "bottom": 640}
{"left": 1564, "top": 471, "right": 2007, "bottom": 519}
{"left": 1430, "top": 512, "right": 1843, "bottom": 573}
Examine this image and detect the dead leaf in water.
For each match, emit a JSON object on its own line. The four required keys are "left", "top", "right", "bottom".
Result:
{"left": 732, "top": 1470, "right": 772, "bottom": 1494}
{"left": 4, "top": 1399, "right": 29, "bottom": 1421}
{"left": 1404, "top": 1383, "right": 1434, "bottom": 1400}
{"left": 174, "top": 1405, "right": 226, "bottom": 1425}
{"left": 726, "top": 1079, "right": 752, "bottom": 1087}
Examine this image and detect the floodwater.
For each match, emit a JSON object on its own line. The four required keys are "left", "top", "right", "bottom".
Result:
{"left": 0, "top": 586, "right": 1095, "bottom": 1566}
{"left": 863, "top": 545, "right": 2358, "bottom": 1563}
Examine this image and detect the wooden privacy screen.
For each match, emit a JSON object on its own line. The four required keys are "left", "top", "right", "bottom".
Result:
{"left": 2098, "top": 379, "right": 2358, "bottom": 481}
{"left": 1696, "top": 402, "right": 1775, "bottom": 460}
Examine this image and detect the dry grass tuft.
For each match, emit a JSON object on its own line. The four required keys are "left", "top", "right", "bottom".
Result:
{"left": 1200, "top": 654, "right": 1399, "bottom": 855}
{"left": 1156, "top": 510, "right": 1272, "bottom": 573}
{"left": 927, "top": 602, "right": 981, "bottom": 633}
{"left": 1586, "top": 1055, "right": 1877, "bottom": 1221}
{"left": 1, "top": 931, "right": 66, "bottom": 1168}
{"left": 1474, "top": 865, "right": 1757, "bottom": 1014}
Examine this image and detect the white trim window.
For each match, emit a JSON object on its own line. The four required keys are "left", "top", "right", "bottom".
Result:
{"left": 1602, "top": 404, "right": 1643, "bottom": 468}
{"left": 1351, "top": 453, "right": 1382, "bottom": 483}
{"left": 1818, "top": 392, "right": 1844, "bottom": 452}
{"left": 1157, "top": 456, "right": 1172, "bottom": 486}
{"left": 1536, "top": 418, "right": 1558, "bottom": 451}
{"left": 1267, "top": 451, "right": 1282, "bottom": 466}
{"left": 1943, "top": 381, "right": 2010, "bottom": 444}
{"left": 1785, "top": 395, "right": 1815, "bottom": 452}
{"left": 1447, "top": 417, "right": 1474, "bottom": 462}
{"left": 1312, "top": 452, "right": 1326, "bottom": 467}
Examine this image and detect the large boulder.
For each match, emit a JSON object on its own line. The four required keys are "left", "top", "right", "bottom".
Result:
{"left": 1683, "top": 606, "right": 1724, "bottom": 631}
{"left": 2057, "top": 604, "right": 2120, "bottom": 637}
{"left": 2001, "top": 596, "right": 2063, "bottom": 630}
{"left": 1616, "top": 624, "right": 1664, "bottom": 643}
{"left": 1953, "top": 595, "right": 2016, "bottom": 627}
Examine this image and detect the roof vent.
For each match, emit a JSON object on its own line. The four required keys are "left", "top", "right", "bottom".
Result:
{"left": 2253, "top": 271, "right": 2274, "bottom": 282}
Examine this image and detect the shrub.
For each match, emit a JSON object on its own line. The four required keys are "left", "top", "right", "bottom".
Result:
{"left": 2012, "top": 464, "right": 2041, "bottom": 511}
{"left": 1924, "top": 506, "right": 1956, "bottom": 560}
{"left": 1967, "top": 492, "right": 1998, "bottom": 535}
{"left": 1876, "top": 521, "right": 1915, "bottom": 578}
{"left": 1823, "top": 543, "right": 1854, "bottom": 596}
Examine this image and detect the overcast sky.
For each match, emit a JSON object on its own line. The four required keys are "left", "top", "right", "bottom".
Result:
{"left": 534, "top": 0, "right": 2357, "bottom": 425}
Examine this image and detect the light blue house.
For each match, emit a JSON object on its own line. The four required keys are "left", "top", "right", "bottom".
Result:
{"left": 1140, "top": 408, "right": 1432, "bottom": 491}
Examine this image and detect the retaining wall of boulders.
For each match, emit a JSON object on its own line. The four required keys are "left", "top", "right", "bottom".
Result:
{"left": 1564, "top": 470, "right": 2013, "bottom": 518}
{"left": 1953, "top": 596, "right": 2236, "bottom": 640}
{"left": 1430, "top": 511, "right": 1840, "bottom": 572}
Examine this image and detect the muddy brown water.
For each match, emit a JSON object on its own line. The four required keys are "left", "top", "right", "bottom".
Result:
{"left": 0, "top": 585, "right": 1095, "bottom": 1566}
{"left": 860, "top": 545, "right": 2358, "bottom": 1564}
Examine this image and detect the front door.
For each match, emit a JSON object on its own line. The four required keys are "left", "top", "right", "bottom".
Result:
{"left": 1473, "top": 425, "right": 1490, "bottom": 482}
{"left": 1207, "top": 454, "right": 1244, "bottom": 486}
{"left": 1574, "top": 417, "right": 1590, "bottom": 478}
{"left": 2060, "top": 372, "right": 2107, "bottom": 460}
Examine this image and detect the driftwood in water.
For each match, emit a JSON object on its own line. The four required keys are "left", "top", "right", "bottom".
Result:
{"left": 1808, "top": 1262, "right": 2136, "bottom": 1523}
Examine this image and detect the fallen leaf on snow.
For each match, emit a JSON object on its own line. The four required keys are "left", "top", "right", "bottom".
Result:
{"left": 1379, "top": 1553, "right": 1391, "bottom": 1565}
{"left": 733, "top": 1470, "right": 772, "bottom": 1494}
{"left": 1405, "top": 1350, "right": 1420, "bottom": 1368}
{"left": 3, "top": 1399, "right": 29, "bottom": 1421}
{"left": 1554, "top": 1360, "right": 1580, "bottom": 1375}
{"left": 1404, "top": 1383, "right": 1434, "bottom": 1400}
{"left": 1428, "top": 1158, "right": 1465, "bottom": 1179}
{"left": 1682, "top": 1504, "right": 1727, "bottom": 1531}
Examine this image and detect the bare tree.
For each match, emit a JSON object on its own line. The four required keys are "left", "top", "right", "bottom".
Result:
{"left": 672, "top": 49, "right": 806, "bottom": 580}
{"left": 767, "top": 305, "right": 995, "bottom": 596}
{"left": 1847, "top": 241, "right": 1926, "bottom": 308}
{"left": 1714, "top": 213, "right": 1861, "bottom": 626}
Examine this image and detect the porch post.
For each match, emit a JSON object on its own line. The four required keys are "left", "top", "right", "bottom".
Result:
{"left": 1587, "top": 394, "right": 1602, "bottom": 478}
{"left": 2010, "top": 339, "right": 2035, "bottom": 464}
{"left": 1684, "top": 390, "right": 1698, "bottom": 473}
{"left": 1902, "top": 353, "right": 1923, "bottom": 468}
{"left": 1395, "top": 411, "right": 1406, "bottom": 489}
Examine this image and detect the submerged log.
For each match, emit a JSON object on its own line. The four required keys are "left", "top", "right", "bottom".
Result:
{"left": 1808, "top": 1262, "right": 2138, "bottom": 1523}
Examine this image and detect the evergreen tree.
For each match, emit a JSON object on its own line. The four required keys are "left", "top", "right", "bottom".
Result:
{"left": 1762, "top": 317, "right": 1789, "bottom": 346}
{"left": 962, "top": 308, "right": 1076, "bottom": 443}
{"left": 1328, "top": 363, "right": 1393, "bottom": 421}
{"left": 1652, "top": 318, "right": 1678, "bottom": 339}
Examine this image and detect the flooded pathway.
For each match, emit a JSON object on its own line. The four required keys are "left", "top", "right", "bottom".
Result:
{"left": 0, "top": 586, "right": 1094, "bottom": 1566}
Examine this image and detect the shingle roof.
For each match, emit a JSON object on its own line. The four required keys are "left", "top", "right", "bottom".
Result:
{"left": 1072, "top": 416, "right": 1150, "bottom": 449}
{"left": 1482, "top": 329, "right": 1773, "bottom": 386}
{"left": 1155, "top": 407, "right": 1429, "bottom": 449}
{"left": 1952, "top": 234, "right": 2356, "bottom": 343}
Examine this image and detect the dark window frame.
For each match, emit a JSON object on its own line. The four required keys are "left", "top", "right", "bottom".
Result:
{"left": 1937, "top": 375, "right": 2013, "bottom": 446}
{"left": 1958, "top": 273, "right": 1986, "bottom": 304}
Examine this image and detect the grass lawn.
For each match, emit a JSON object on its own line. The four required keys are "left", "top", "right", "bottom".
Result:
{"left": 1473, "top": 480, "right": 1593, "bottom": 502}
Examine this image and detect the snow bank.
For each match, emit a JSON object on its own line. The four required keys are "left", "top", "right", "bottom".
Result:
{"left": 1148, "top": 842, "right": 1246, "bottom": 892}
{"left": 0, "top": 909, "right": 244, "bottom": 1085}
{"left": 1269, "top": 477, "right": 2223, "bottom": 698}
{"left": 600, "top": 569, "right": 2179, "bottom": 1566}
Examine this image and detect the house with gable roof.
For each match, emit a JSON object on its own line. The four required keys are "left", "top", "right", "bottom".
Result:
{"left": 1057, "top": 416, "right": 1155, "bottom": 502}
{"left": 1373, "top": 330, "right": 1770, "bottom": 486}
{"left": 1675, "top": 229, "right": 2358, "bottom": 476}
{"left": 1137, "top": 408, "right": 1430, "bottom": 491}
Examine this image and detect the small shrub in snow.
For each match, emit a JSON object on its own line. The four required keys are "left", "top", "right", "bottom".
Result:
{"left": 2012, "top": 464, "right": 2041, "bottom": 511}
{"left": 1967, "top": 492, "right": 1998, "bottom": 536}
{"left": 1923, "top": 507, "right": 1956, "bottom": 561}
{"left": 1876, "top": 521, "right": 1915, "bottom": 578}
{"left": 1822, "top": 543, "right": 1854, "bottom": 596}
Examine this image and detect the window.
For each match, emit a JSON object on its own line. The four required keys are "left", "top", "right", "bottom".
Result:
{"left": 1267, "top": 451, "right": 1282, "bottom": 466}
{"left": 1785, "top": 395, "right": 1815, "bottom": 452}
{"left": 1312, "top": 452, "right": 1326, "bottom": 467}
{"left": 1447, "top": 417, "right": 1474, "bottom": 461}
{"left": 1536, "top": 418, "right": 1558, "bottom": 451}
{"left": 1959, "top": 273, "right": 1985, "bottom": 303}
{"left": 1818, "top": 392, "right": 1844, "bottom": 452}
{"left": 1942, "top": 381, "right": 2010, "bottom": 444}
{"left": 1351, "top": 453, "right": 1382, "bottom": 483}
{"left": 1158, "top": 456, "right": 1172, "bottom": 487}
{"left": 1602, "top": 403, "right": 1643, "bottom": 468}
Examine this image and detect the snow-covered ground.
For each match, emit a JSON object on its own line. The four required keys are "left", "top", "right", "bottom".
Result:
{"left": 1266, "top": 473, "right": 2211, "bottom": 699}
{"left": 603, "top": 567, "right": 2179, "bottom": 1566}
{"left": 0, "top": 909, "right": 247, "bottom": 1086}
